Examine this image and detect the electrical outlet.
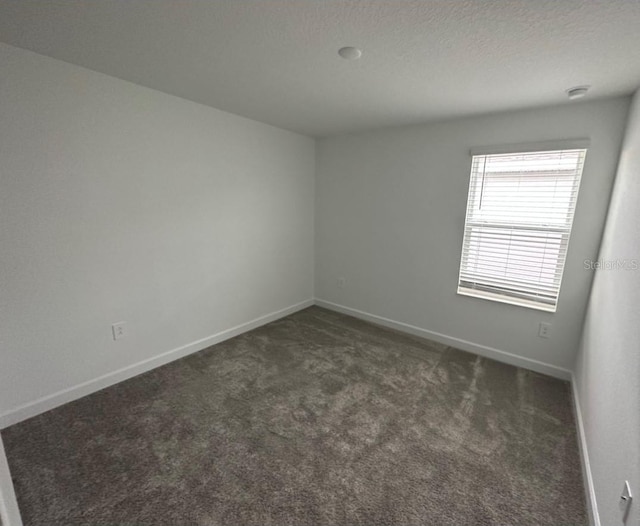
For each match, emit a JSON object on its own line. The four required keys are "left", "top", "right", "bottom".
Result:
{"left": 112, "top": 322, "right": 126, "bottom": 341}
{"left": 337, "top": 277, "right": 346, "bottom": 289}
{"left": 538, "top": 322, "right": 551, "bottom": 339}
{"left": 620, "top": 481, "right": 632, "bottom": 522}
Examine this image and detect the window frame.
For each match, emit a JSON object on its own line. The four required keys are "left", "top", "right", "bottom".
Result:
{"left": 457, "top": 140, "right": 589, "bottom": 313}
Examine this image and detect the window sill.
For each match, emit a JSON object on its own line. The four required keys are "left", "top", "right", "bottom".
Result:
{"left": 457, "top": 286, "right": 557, "bottom": 313}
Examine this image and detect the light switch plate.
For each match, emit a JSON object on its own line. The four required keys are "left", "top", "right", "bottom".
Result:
{"left": 620, "top": 480, "right": 632, "bottom": 522}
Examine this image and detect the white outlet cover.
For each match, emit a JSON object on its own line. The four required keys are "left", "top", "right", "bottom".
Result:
{"left": 621, "top": 480, "right": 632, "bottom": 522}
{"left": 538, "top": 322, "right": 551, "bottom": 338}
{"left": 112, "top": 322, "right": 126, "bottom": 341}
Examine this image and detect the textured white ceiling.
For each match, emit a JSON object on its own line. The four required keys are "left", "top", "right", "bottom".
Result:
{"left": 1, "top": 0, "right": 639, "bottom": 137}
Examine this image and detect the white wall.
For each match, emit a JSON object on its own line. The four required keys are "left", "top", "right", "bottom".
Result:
{"left": 0, "top": 43, "right": 315, "bottom": 421}
{"left": 316, "top": 98, "right": 629, "bottom": 373}
{"left": 574, "top": 90, "right": 640, "bottom": 526}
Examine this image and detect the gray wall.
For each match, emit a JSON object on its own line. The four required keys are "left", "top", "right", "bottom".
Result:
{"left": 316, "top": 98, "right": 629, "bottom": 372}
{"left": 0, "top": 43, "right": 315, "bottom": 419}
{"left": 574, "top": 90, "right": 640, "bottom": 526}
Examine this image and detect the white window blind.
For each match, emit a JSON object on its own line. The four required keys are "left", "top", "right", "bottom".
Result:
{"left": 458, "top": 147, "right": 587, "bottom": 312}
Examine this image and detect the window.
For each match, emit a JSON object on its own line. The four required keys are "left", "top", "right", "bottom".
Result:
{"left": 458, "top": 144, "right": 588, "bottom": 312}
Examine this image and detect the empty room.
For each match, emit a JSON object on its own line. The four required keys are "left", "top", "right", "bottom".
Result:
{"left": 0, "top": 1, "right": 638, "bottom": 525}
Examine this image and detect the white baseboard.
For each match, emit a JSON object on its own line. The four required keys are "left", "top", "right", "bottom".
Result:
{"left": 0, "top": 435, "right": 23, "bottom": 526}
{"left": 571, "top": 374, "right": 601, "bottom": 526}
{"left": 0, "top": 299, "right": 314, "bottom": 430}
{"left": 314, "top": 298, "right": 572, "bottom": 380}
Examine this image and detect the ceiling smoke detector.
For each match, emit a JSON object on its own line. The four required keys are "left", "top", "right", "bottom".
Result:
{"left": 338, "top": 46, "right": 362, "bottom": 60}
{"left": 566, "top": 86, "right": 590, "bottom": 100}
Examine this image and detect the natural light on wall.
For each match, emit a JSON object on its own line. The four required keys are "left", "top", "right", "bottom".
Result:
{"left": 458, "top": 145, "right": 588, "bottom": 312}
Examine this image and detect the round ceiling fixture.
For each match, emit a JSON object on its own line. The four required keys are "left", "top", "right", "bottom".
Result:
{"left": 338, "top": 46, "right": 362, "bottom": 60}
{"left": 566, "top": 86, "right": 590, "bottom": 100}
